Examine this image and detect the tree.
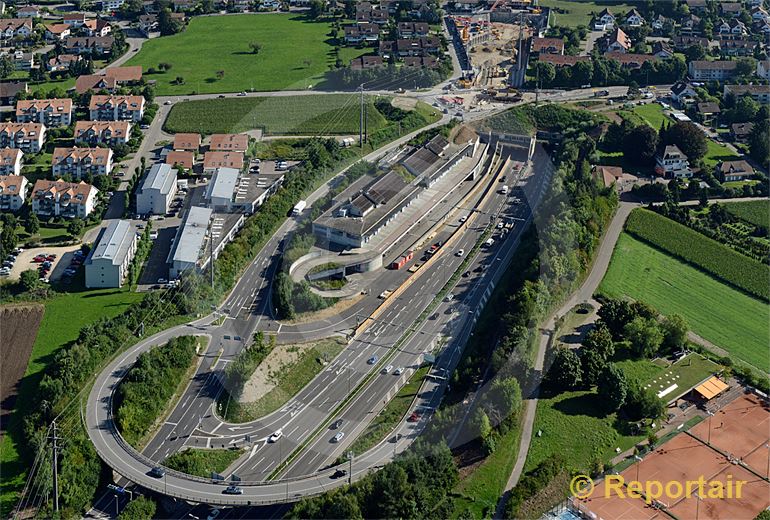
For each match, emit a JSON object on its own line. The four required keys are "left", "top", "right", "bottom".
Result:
{"left": 547, "top": 347, "right": 583, "bottom": 390}
{"left": 0, "top": 55, "right": 14, "bottom": 79}
{"left": 663, "top": 121, "right": 707, "bottom": 162}
{"left": 661, "top": 314, "right": 689, "bottom": 351}
{"left": 624, "top": 317, "right": 664, "bottom": 358}
{"left": 19, "top": 269, "right": 40, "bottom": 292}
{"left": 1, "top": 224, "right": 17, "bottom": 253}
{"left": 67, "top": 217, "right": 84, "bottom": 237}
{"left": 583, "top": 322, "right": 614, "bottom": 360}
{"left": 24, "top": 214, "right": 40, "bottom": 235}
{"left": 623, "top": 383, "right": 665, "bottom": 420}
{"left": 159, "top": 7, "right": 183, "bottom": 36}
{"left": 683, "top": 43, "right": 706, "bottom": 62}
{"left": 580, "top": 346, "right": 607, "bottom": 386}
{"left": 597, "top": 363, "right": 628, "bottom": 411}
{"left": 748, "top": 118, "right": 770, "bottom": 169}
{"left": 735, "top": 58, "right": 755, "bottom": 78}
{"left": 532, "top": 61, "right": 556, "bottom": 86}
{"left": 249, "top": 41, "right": 262, "bottom": 54}
{"left": 174, "top": 75, "right": 185, "bottom": 85}
{"left": 215, "top": 69, "right": 225, "bottom": 79}
{"left": 118, "top": 496, "right": 156, "bottom": 520}
{"left": 623, "top": 124, "right": 658, "bottom": 165}
{"left": 598, "top": 299, "right": 637, "bottom": 339}
{"left": 473, "top": 407, "right": 492, "bottom": 440}
{"left": 309, "top": 0, "right": 325, "bottom": 18}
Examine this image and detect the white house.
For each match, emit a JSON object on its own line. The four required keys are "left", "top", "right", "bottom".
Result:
{"left": 167, "top": 206, "right": 213, "bottom": 279}
{"left": 593, "top": 8, "right": 615, "bottom": 31}
{"left": 15, "top": 98, "right": 73, "bottom": 127}
{"left": 85, "top": 219, "right": 138, "bottom": 288}
{"left": 0, "top": 148, "right": 23, "bottom": 176}
{"left": 0, "top": 173, "right": 27, "bottom": 211}
{"left": 52, "top": 147, "right": 113, "bottom": 180}
{"left": 0, "top": 123, "right": 46, "bottom": 153}
{"left": 757, "top": 60, "right": 770, "bottom": 80}
{"left": 655, "top": 145, "right": 692, "bottom": 178}
{"left": 136, "top": 163, "right": 177, "bottom": 215}
{"left": 31, "top": 179, "right": 98, "bottom": 218}
{"left": 625, "top": 8, "right": 644, "bottom": 27}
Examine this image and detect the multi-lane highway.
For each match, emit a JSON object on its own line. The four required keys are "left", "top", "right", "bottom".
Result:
{"left": 85, "top": 136, "right": 554, "bottom": 506}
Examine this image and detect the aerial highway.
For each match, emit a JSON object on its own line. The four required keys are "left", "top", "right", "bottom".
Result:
{"left": 85, "top": 132, "right": 555, "bottom": 505}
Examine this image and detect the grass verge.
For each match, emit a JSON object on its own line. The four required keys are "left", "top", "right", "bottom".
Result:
{"left": 162, "top": 448, "right": 245, "bottom": 478}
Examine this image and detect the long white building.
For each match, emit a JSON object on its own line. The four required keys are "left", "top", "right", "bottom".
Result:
{"left": 167, "top": 206, "right": 213, "bottom": 279}
{"left": 85, "top": 220, "right": 138, "bottom": 288}
{"left": 136, "top": 163, "right": 177, "bottom": 215}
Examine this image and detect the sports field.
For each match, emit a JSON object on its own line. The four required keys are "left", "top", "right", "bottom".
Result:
{"left": 599, "top": 233, "right": 769, "bottom": 371}
{"left": 126, "top": 14, "right": 366, "bottom": 94}
{"left": 164, "top": 94, "right": 387, "bottom": 135}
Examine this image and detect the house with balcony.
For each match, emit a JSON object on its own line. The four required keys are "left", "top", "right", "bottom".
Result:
{"left": 52, "top": 147, "right": 113, "bottom": 179}
{"left": 655, "top": 145, "right": 692, "bottom": 178}
{"left": 0, "top": 173, "right": 27, "bottom": 211}
{"left": 0, "top": 123, "right": 46, "bottom": 153}
{"left": 723, "top": 84, "right": 770, "bottom": 105}
{"left": 63, "top": 36, "right": 115, "bottom": 55}
{"left": 0, "top": 19, "right": 33, "bottom": 41}
{"left": 531, "top": 37, "right": 564, "bottom": 55}
{"left": 16, "top": 98, "right": 73, "bottom": 127}
{"left": 592, "top": 8, "right": 615, "bottom": 31}
{"left": 0, "top": 148, "right": 23, "bottom": 176}
{"left": 89, "top": 95, "right": 145, "bottom": 122}
{"left": 31, "top": 179, "right": 98, "bottom": 218}
{"left": 74, "top": 121, "right": 131, "bottom": 146}
{"left": 624, "top": 8, "right": 645, "bottom": 27}
{"left": 688, "top": 60, "right": 737, "bottom": 81}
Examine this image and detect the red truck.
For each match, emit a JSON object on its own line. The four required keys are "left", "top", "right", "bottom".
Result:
{"left": 390, "top": 250, "right": 414, "bottom": 270}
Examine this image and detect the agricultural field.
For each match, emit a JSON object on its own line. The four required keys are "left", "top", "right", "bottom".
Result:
{"left": 724, "top": 199, "right": 770, "bottom": 229}
{"left": 540, "top": 0, "right": 638, "bottom": 27}
{"left": 624, "top": 209, "right": 769, "bottom": 301}
{"left": 164, "top": 94, "right": 387, "bottom": 135}
{"left": 126, "top": 14, "right": 366, "bottom": 95}
{"left": 599, "top": 233, "right": 770, "bottom": 371}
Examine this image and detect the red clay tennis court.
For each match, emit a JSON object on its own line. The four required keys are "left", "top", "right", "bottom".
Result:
{"left": 572, "top": 392, "right": 770, "bottom": 520}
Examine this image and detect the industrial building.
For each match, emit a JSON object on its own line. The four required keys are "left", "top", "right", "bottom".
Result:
{"left": 84, "top": 219, "right": 137, "bottom": 288}
{"left": 167, "top": 206, "right": 213, "bottom": 279}
{"left": 136, "top": 163, "right": 177, "bottom": 215}
{"left": 203, "top": 167, "right": 285, "bottom": 214}
{"left": 204, "top": 167, "right": 239, "bottom": 211}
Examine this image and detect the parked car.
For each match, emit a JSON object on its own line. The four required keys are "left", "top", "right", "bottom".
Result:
{"left": 407, "top": 411, "right": 421, "bottom": 422}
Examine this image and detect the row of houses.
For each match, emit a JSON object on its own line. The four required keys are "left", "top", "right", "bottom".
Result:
{"left": 162, "top": 132, "right": 250, "bottom": 173}
{"left": 0, "top": 175, "right": 99, "bottom": 218}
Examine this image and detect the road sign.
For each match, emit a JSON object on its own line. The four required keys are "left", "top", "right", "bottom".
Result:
{"left": 230, "top": 474, "right": 242, "bottom": 482}
{"left": 211, "top": 472, "right": 224, "bottom": 481}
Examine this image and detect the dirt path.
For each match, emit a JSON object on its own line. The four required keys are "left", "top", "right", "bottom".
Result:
{"left": 239, "top": 341, "right": 316, "bottom": 403}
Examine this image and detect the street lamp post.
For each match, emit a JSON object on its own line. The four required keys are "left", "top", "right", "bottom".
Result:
{"left": 707, "top": 410, "right": 715, "bottom": 445}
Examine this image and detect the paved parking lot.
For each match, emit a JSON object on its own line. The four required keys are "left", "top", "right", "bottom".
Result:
{"left": 3, "top": 244, "right": 83, "bottom": 282}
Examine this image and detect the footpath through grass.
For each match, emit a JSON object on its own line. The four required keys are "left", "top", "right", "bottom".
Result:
{"left": 164, "top": 94, "right": 387, "bottom": 135}
{"left": 126, "top": 14, "right": 366, "bottom": 95}
{"left": 599, "top": 233, "right": 769, "bottom": 371}
{"left": 220, "top": 338, "right": 345, "bottom": 423}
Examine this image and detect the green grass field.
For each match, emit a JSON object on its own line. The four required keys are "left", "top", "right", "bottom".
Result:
{"left": 541, "top": 0, "right": 638, "bottom": 27}
{"left": 634, "top": 353, "right": 719, "bottom": 400}
{"left": 599, "top": 233, "right": 769, "bottom": 371}
{"left": 632, "top": 103, "right": 666, "bottom": 129}
{"left": 0, "top": 286, "right": 144, "bottom": 513}
{"left": 164, "top": 94, "right": 387, "bottom": 135}
{"left": 163, "top": 448, "right": 244, "bottom": 478}
{"left": 126, "top": 14, "right": 366, "bottom": 95}
{"left": 703, "top": 139, "right": 741, "bottom": 169}
{"left": 525, "top": 388, "right": 646, "bottom": 473}
{"left": 723, "top": 199, "right": 770, "bottom": 229}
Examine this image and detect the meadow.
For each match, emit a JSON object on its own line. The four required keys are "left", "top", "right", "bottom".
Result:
{"left": 126, "top": 14, "right": 366, "bottom": 95}
{"left": 164, "top": 94, "right": 387, "bottom": 135}
{"left": 540, "top": 0, "right": 639, "bottom": 28}
{"left": 599, "top": 233, "right": 769, "bottom": 371}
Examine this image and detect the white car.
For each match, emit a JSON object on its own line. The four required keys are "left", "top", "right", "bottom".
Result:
{"left": 459, "top": 216, "right": 467, "bottom": 223}
{"left": 456, "top": 249, "right": 464, "bottom": 257}
{"left": 268, "top": 429, "right": 283, "bottom": 443}
{"left": 445, "top": 293, "right": 454, "bottom": 302}
{"left": 332, "top": 432, "right": 345, "bottom": 443}
{"left": 238, "top": 91, "right": 247, "bottom": 96}
{"left": 496, "top": 222, "right": 504, "bottom": 229}
{"left": 394, "top": 367, "right": 404, "bottom": 375}
{"left": 383, "top": 365, "right": 393, "bottom": 374}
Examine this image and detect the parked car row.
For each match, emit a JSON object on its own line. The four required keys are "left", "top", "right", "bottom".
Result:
{"left": 61, "top": 249, "right": 87, "bottom": 283}
{"left": 0, "top": 248, "right": 22, "bottom": 276}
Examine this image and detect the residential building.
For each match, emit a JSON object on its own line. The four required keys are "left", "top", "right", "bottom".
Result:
{"left": 7, "top": 51, "right": 34, "bottom": 72}
{"left": 604, "top": 52, "right": 657, "bottom": 69}
{"left": 0, "top": 19, "right": 33, "bottom": 40}
{"left": 102, "top": 0, "right": 126, "bottom": 10}
{"left": 47, "top": 53, "right": 81, "bottom": 72}
{"left": 0, "top": 148, "right": 22, "bottom": 176}
{"left": 83, "top": 18, "right": 112, "bottom": 37}
{"left": 63, "top": 13, "right": 88, "bottom": 26}
{"left": 75, "top": 74, "right": 118, "bottom": 94}
{"left": 63, "top": 36, "right": 115, "bottom": 55}
{"left": 74, "top": 121, "right": 131, "bottom": 146}
{"left": 138, "top": 14, "right": 158, "bottom": 35}
{"left": 751, "top": 5, "right": 769, "bottom": 22}
{"left": 84, "top": 219, "right": 137, "bottom": 288}
{"left": 209, "top": 133, "right": 248, "bottom": 152}
{"left": 17, "top": 6, "right": 41, "bottom": 17}
{"left": 680, "top": 14, "right": 702, "bottom": 36}
{"left": 16, "top": 98, "right": 73, "bottom": 127}
{"left": 344, "top": 23, "right": 380, "bottom": 44}
{"left": 204, "top": 167, "right": 238, "bottom": 211}
{"left": 52, "top": 147, "right": 113, "bottom": 179}
{"left": 403, "top": 56, "right": 438, "bottom": 68}
{"left": 350, "top": 55, "right": 384, "bottom": 70}
{"left": 688, "top": 60, "right": 737, "bottom": 81}
{"left": 0, "top": 123, "right": 45, "bottom": 153}
{"left": 670, "top": 81, "right": 699, "bottom": 106}
{"left": 652, "top": 41, "right": 674, "bottom": 59}
{"left": 652, "top": 14, "right": 669, "bottom": 32}
{"left": 167, "top": 206, "right": 213, "bottom": 278}
{"left": 723, "top": 84, "right": 770, "bottom": 105}
{"left": 685, "top": 0, "right": 708, "bottom": 13}
{"left": 593, "top": 8, "right": 615, "bottom": 31}
{"left": 719, "top": 39, "right": 757, "bottom": 56}
{"left": 395, "top": 36, "right": 440, "bottom": 56}
{"left": 89, "top": 95, "right": 145, "bottom": 122}
{"left": 136, "top": 163, "right": 177, "bottom": 215}
{"left": 715, "top": 159, "right": 754, "bottom": 182}
{"left": 0, "top": 173, "right": 27, "bottom": 211}
{"left": 719, "top": 2, "right": 743, "bottom": 18}
{"left": 173, "top": 132, "right": 201, "bottom": 151}
{"left": 592, "top": 165, "right": 623, "bottom": 189}
{"left": 655, "top": 145, "right": 692, "bottom": 178}
{"left": 672, "top": 35, "right": 708, "bottom": 50}
{"left": 45, "top": 23, "right": 71, "bottom": 41}
{"left": 397, "top": 22, "right": 429, "bottom": 38}
{"left": 696, "top": 102, "right": 721, "bottom": 125}
{"left": 757, "top": 60, "right": 770, "bottom": 80}
{"left": 0, "top": 81, "right": 27, "bottom": 105}
{"left": 31, "top": 179, "right": 98, "bottom": 218}
{"left": 624, "top": 8, "right": 644, "bottom": 26}
{"left": 539, "top": 54, "right": 590, "bottom": 67}
{"left": 716, "top": 18, "right": 747, "bottom": 39}
{"left": 203, "top": 151, "right": 244, "bottom": 173}
{"left": 731, "top": 122, "right": 754, "bottom": 141}
{"left": 165, "top": 150, "right": 194, "bottom": 169}
{"left": 531, "top": 37, "right": 564, "bottom": 55}
{"left": 105, "top": 66, "right": 142, "bottom": 84}
{"left": 602, "top": 27, "right": 631, "bottom": 53}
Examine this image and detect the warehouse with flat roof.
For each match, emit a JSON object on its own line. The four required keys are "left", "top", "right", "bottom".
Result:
{"left": 167, "top": 206, "right": 213, "bottom": 279}
{"left": 85, "top": 219, "right": 138, "bottom": 288}
{"left": 205, "top": 167, "right": 239, "bottom": 211}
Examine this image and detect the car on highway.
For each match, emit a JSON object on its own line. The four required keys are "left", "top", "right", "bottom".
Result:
{"left": 268, "top": 429, "right": 283, "bottom": 443}
{"left": 496, "top": 222, "right": 504, "bottom": 229}
{"left": 382, "top": 365, "right": 393, "bottom": 374}
{"left": 367, "top": 355, "right": 378, "bottom": 364}
{"left": 223, "top": 485, "right": 243, "bottom": 495}
{"left": 456, "top": 249, "right": 464, "bottom": 257}
{"left": 218, "top": 94, "right": 226, "bottom": 98}
{"left": 444, "top": 293, "right": 454, "bottom": 302}
{"left": 462, "top": 271, "right": 470, "bottom": 278}
{"left": 331, "top": 419, "right": 343, "bottom": 429}
{"left": 238, "top": 91, "right": 247, "bottom": 96}
{"left": 459, "top": 216, "right": 467, "bottom": 223}
{"left": 164, "top": 100, "right": 171, "bottom": 105}
{"left": 149, "top": 466, "right": 165, "bottom": 478}
{"left": 407, "top": 411, "right": 421, "bottom": 422}
{"left": 332, "top": 432, "right": 345, "bottom": 443}
{"left": 331, "top": 469, "right": 348, "bottom": 479}
{"left": 394, "top": 367, "right": 404, "bottom": 375}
